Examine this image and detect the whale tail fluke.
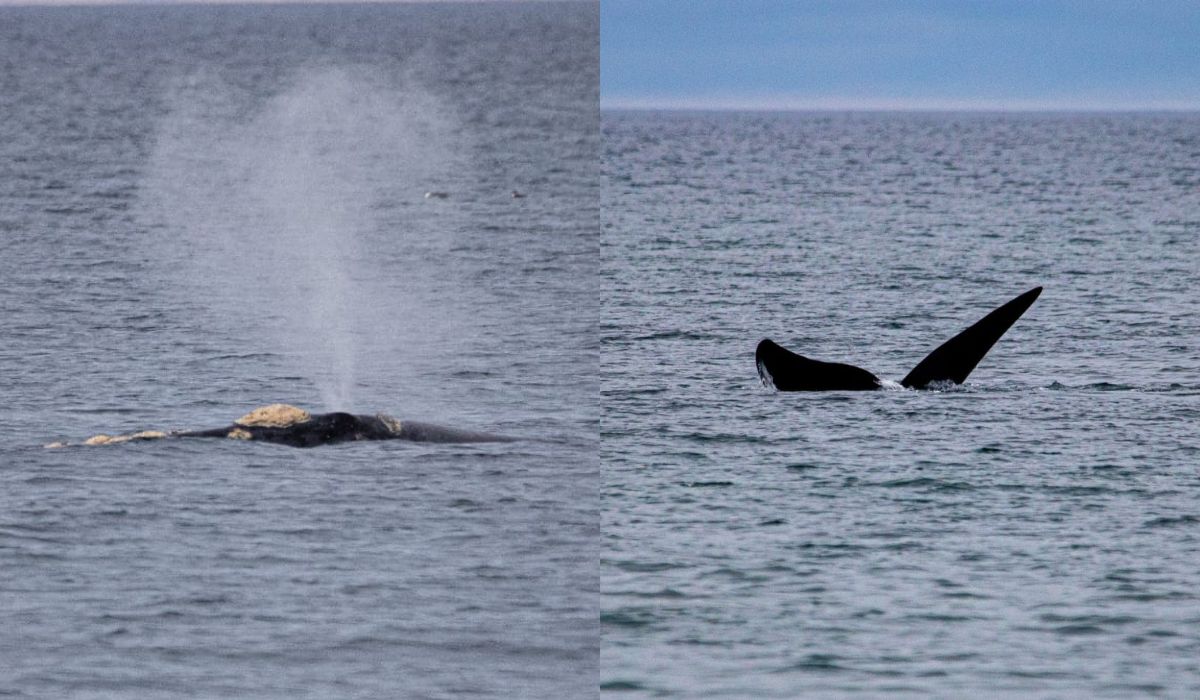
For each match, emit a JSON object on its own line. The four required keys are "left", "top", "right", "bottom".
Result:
{"left": 900, "top": 286, "right": 1042, "bottom": 389}
{"left": 757, "top": 286, "right": 1041, "bottom": 392}
{"left": 755, "top": 338, "right": 881, "bottom": 391}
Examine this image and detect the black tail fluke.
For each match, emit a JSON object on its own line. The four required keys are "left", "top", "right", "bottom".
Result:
{"left": 900, "top": 286, "right": 1042, "bottom": 389}
{"left": 756, "top": 338, "right": 881, "bottom": 391}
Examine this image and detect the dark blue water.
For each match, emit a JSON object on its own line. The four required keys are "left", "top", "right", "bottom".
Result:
{"left": 602, "top": 111, "right": 1200, "bottom": 697}
{"left": 1, "top": 4, "right": 597, "bottom": 697}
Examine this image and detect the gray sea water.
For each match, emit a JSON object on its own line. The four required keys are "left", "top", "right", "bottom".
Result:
{"left": 602, "top": 111, "right": 1200, "bottom": 697}
{"left": 1, "top": 3, "right": 597, "bottom": 697}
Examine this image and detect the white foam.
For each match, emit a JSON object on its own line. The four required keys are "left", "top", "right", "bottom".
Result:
{"left": 756, "top": 361, "right": 776, "bottom": 390}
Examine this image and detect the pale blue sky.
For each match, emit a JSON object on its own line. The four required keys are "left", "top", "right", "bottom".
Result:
{"left": 602, "top": 0, "right": 1200, "bottom": 110}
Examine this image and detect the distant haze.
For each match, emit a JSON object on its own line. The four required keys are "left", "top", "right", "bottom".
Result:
{"left": 0, "top": 0, "right": 533, "bottom": 5}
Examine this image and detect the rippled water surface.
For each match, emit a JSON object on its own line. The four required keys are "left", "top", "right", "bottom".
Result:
{"left": 602, "top": 111, "right": 1200, "bottom": 697}
{"left": 1, "top": 4, "right": 597, "bottom": 697}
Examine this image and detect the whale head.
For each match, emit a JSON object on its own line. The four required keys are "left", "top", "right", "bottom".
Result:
{"left": 235, "top": 404, "right": 312, "bottom": 428}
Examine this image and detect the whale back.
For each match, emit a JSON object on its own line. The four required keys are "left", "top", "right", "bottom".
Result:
{"left": 59, "top": 407, "right": 514, "bottom": 448}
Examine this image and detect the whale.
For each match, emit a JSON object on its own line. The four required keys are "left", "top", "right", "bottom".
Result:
{"left": 50, "top": 404, "right": 513, "bottom": 448}
{"left": 756, "top": 286, "right": 1042, "bottom": 391}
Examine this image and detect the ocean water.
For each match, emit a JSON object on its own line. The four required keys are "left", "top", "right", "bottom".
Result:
{"left": 602, "top": 111, "right": 1200, "bottom": 696}
{"left": 0, "top": 3, "right": 597, "bottom": 698}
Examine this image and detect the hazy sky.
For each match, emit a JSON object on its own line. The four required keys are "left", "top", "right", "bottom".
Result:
{"left": 603, "top": 0, "right": 1200, "bottom": 110}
